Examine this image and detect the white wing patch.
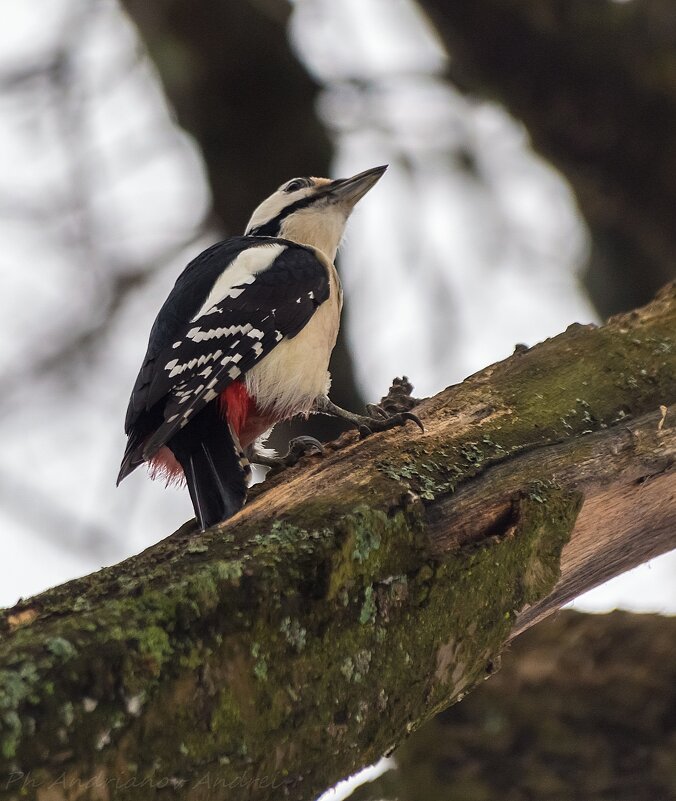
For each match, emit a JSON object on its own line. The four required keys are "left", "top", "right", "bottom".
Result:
{"left": 130, "top": 240, "right": 336, "bottom": 467}
{"left": 187, "top": 323, "right": 252, "bottom": 343}
{"left": 165, "top": 349, "right": 224, "bottom": 379}
{"left": 191, "top": 243, "right": 286, "bottom": 321}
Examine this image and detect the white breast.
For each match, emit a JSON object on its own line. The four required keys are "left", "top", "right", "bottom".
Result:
{"left": 245, "top": 258, "right": 342, "bottom": 419}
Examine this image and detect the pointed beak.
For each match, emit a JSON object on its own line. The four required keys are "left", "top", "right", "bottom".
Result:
{"left": 327, "top": 165, "right": 388, "bottom": 207}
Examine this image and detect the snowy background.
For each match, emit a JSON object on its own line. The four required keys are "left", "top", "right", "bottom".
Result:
{"left": 1, "top": 0, "right": 674, "bottom": 617}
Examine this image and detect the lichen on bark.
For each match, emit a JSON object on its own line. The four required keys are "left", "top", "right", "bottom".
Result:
{"left": 0, "top": 283, "right": 674, "bottom": 800}
{"left": 0, "top": 489, "right": 578, "bottom": 799}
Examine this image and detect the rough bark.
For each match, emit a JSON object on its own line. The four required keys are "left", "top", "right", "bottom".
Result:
{"left": 348, "top": 610, "right": 676, "bottom": 801}
{"left": 0, "top": 283, "right": 675, "bottom": 800}
{"left": 419, "top": 0, "right": 676, "bottom": 315}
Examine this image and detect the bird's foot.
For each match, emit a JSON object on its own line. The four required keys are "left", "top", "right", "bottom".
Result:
{"left": 354, "top": 404, "right": 424, "bottom": 438}
{"left": 315, "top": 378, "right": 424, "bottom": 439}
{"left": 252, "top": 436, "right": 324, "bottom": 472}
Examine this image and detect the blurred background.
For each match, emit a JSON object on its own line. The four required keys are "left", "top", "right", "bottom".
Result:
{"left": 2, "top": 0, "right": 674, "bottom": 610}
{"left": 2, "top": 0, "right": 675, "bottom": 608}
{"left": 1, "top": 0, "right": 675, "bottom": 796}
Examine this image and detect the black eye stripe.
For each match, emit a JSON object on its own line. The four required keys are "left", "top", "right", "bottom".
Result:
{"left": 248, "top": 193, "right": 318, "bottom": 237}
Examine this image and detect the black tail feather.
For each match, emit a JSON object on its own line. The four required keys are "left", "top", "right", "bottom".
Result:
{"left": 117, "top": 404, "right": 164, "bottom": 486}
{"left": 116, "top": 432, "right": 144, "bottom": 485}
{"left": 170, "top": 404, "right": 248, "bottom": 529}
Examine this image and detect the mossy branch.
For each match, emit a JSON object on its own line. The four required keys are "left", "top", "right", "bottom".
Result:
{"left": 1, "top": 283, "right": 675, "bottom": 800}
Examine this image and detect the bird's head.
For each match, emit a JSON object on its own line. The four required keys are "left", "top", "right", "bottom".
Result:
{"left": 244, "top": 165, "right": 387, "bottom": 261}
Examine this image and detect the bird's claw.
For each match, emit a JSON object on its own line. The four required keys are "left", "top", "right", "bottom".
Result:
{"left": 258, "top": 435, "right": 324, "bottom": 473}
{"left": 365, "top": 403, "right": 390, "bottom": 419}
{"left": 357, "top": 410, "right": 424, "bottom": 439}
{"left": 404, "top": 411, "right": 425, "bottom": 433}
{"left": 285, "top": 435, "right": 324, "bottom": 465}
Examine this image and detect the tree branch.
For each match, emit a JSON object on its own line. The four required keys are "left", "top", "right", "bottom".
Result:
{"left": 1, "top": 283, "right": 675, "bottom": 800}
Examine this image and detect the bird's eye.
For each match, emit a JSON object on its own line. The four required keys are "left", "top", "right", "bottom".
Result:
{"left": 284, "top": 178, "right": 309, "bottom": 193}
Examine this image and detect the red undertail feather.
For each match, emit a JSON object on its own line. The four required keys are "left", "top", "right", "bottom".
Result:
{"left": 219, "top": 380, "right": 276, "bottom": 447}
{"left": 219, "top": 381, "right": 255, "bottom": 439}
{"left": 149, "top": 446, "right": 185, "bottom": 486}
{"left": 148, "top": 380, "right": 274, "bottom": 485}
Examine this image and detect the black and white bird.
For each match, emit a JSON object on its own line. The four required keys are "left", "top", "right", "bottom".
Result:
{"left": 117, "top": 165, "right": 420, "bottom": 529}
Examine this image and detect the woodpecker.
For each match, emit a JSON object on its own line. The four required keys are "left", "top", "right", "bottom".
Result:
{"left": 117, "top": 165, "right": 421, "bottom": 529}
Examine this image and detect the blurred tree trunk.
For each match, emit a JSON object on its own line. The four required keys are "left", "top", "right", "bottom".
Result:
{"left": 120, "top": 0, "right": 327, "bottom": 234}
{"left": 419, "top": 0, "right": 676, "bottom": 316}
{"left": 348, "top": 610, "right": 676, "bottom": 801}
{"left": 119, "top": 0, "right": 362, "bottom": 439}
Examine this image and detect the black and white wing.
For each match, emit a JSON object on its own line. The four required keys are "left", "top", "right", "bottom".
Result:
{"left": 118, "top": 236, "right": 329, "bottom": 480}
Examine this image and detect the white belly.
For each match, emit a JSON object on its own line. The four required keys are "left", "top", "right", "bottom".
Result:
{"left": 245, "top": 263, "right": 342, "bottom": 418}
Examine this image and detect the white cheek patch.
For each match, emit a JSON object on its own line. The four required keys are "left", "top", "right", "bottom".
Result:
{"left": 245, "top": 187, "right": 316, "bottom": 233}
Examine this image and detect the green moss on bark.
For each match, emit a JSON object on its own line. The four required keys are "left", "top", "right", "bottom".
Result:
{"left": 0, "top": 487, "right": 579, "bottom": 798}
{"left": 0, "top": 283, "right": 673, "bottom": 799}
{"left": 375, "top": 289, "right": 675, "bottom": 505}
